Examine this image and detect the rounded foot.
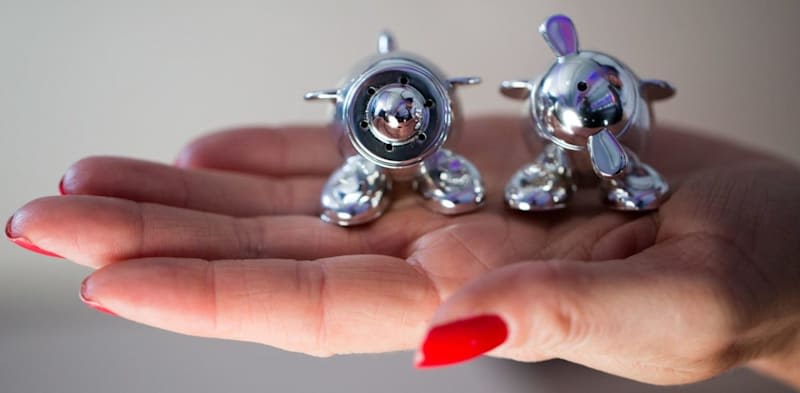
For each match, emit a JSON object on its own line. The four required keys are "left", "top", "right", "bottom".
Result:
{"left": 415, "top": 149, "right": 485, "bottom": 215}
{"left": 600, "top": 162, "right": 669, "bottom": 211}
{"left": 320, "top": 156, "right": 391, "bottom": 226}
{"left": 505, "top": 145, "right": 575, "bottom": 211}
{"left": 505, "top": 163, "right": 575, "bottom": 211}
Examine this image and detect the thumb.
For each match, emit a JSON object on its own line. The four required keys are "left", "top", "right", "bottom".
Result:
{"left": 414, "top": 240, "right": 744, "bottom": 385}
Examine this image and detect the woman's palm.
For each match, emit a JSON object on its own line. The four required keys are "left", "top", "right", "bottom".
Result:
{"left": 10, "top": 116, "right": 790, "bottom": 365}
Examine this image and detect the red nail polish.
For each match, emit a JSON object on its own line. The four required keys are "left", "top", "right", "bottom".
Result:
{"left": 58, "top": 176, "right": 67, "bottom": 195}
{"left": 5, "top": 216, "right": 63, "bottom": 258}
{"left": 416, "top": 314, "right": 508, "bottom": 368}
{"left": 80, "top": 278, "right": 117, "bottom": 317}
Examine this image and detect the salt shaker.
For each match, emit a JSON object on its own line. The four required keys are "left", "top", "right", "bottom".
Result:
{"left": 306, "top": 32, "right": 485, "bottom": 226}
{"left": 501, "top": 14, "right": 675, "bottom": 211}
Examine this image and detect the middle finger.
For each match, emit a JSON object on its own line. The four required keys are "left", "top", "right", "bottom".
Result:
{"left": 61, "top": 156, "right": 325, "bottom": 216}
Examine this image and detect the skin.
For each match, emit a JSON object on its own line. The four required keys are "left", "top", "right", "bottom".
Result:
{"left": 7, "top": 116, "right": 800, "bottom": 387}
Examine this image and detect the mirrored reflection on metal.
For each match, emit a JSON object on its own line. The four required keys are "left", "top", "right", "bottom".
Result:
{"left": 587, "top": 128, "right": 628, "bottom": 177}
{"left": 505, "top": 144, "right": 575, "bottom": 211}
{"left": 447, "top": 76, "right": 482, "bottom": 86}
{"left": 320, "top": 155, "right": 390, "bottom": 226}
{"left": 501, "top": 14, "right": 673, "bottom": 212}
{"left": 377, "top": 30, "right": 395, "bottom": 54}
{"left": 416, "top": 149, "right": 485, "bottom": 214}
{"left": 307, "top": 31, "right": 484, "bottom": 225}
{"left": 500, "top": 80, "right": 534, "bottom": 100}
{"left": 366, "top": 84, "right": 429, "bottom": 144}
{"left": 600, "top": 154, "right": 669, "bottom": 211}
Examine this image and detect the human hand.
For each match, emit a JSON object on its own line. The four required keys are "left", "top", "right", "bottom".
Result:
{"left": 6, "top": 117, "right": 799, "bottom": 386}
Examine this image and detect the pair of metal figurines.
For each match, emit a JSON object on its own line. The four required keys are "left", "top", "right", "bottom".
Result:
{"left": 305, "top": 15, "right": 675, "bottom": 226}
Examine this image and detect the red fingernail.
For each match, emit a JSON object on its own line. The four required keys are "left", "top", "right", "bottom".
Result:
{"left": 80, "top": 278, "right": 117, "bottom": 317}
{"left": 5, "top": 216, "right": 63, "bottom": 258}
{"left": 58, "top": 176, "right": 67, "bottom": 195}
{"left": 416, "top": 314, "right": 508, "bottom": 368}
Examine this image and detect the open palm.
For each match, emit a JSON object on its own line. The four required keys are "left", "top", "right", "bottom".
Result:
{"left": 8, "top": 116, "right": 799, "bottom": 384}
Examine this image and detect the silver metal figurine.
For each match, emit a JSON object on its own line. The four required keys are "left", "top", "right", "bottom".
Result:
{"left": 501, "top": 14, "right": 675, "bottom": 212}
{"left": 306, "top": 31, "right": 485, "bottom": 226}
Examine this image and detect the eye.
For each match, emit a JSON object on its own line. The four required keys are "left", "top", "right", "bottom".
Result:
{"left": 576, "top": 81, "right": 588, "bottom": 92}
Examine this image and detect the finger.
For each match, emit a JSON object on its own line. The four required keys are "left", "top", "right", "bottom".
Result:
{"left": 79, "top": 255, "right": 440, "bottom": 356}
{"left": 646, "top": 125, "right": 769, "bottom": 180}
{"left": 62, "top": 156, "right": 324, "bottom": 216}
{"left": 8, "top": 196, "right": 389, "bottom": 268}
{"left": 175, "top": 126, "right": 341, "bottom": 177}
{"left": 415, "top": 236, "right": 754, "bottom": 384}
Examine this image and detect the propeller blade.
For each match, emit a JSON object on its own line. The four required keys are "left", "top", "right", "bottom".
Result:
{"left": 587, "top": 128, "right": 628, "bottom": 178}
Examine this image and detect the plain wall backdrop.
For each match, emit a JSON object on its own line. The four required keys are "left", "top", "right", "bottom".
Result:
{"left": 1, "top": 1, "right": 798, "bottom": 392}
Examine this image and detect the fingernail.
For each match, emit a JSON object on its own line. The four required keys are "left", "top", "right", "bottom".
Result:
{"left": 58, "top": 176, "right": 67, "bottom": 195}
{"left": 415, "top": 314, "right": 508, "bottom": 368}
{"left": 5, "top": 216, "right": 63, "bottom": 258}
{"left": 80, "top": 277, "right": 117, "bottom": 317}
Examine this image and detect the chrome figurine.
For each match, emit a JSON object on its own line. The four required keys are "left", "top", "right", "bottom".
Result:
{"left": 501, "top": 14, "right": 675, "bottom": 211}
{"left": 306, "top": 32, "right": 485, "bottom": 226}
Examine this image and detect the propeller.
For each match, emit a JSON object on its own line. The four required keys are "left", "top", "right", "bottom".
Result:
{"left": 587, "top": 128, "right": 628, "bottom": 178}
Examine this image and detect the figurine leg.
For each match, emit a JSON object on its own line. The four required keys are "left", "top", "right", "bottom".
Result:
{"left": 599, "top": 151, "right": 669, "bottom": 211}
{"left": 505, "top": 143, "right": 576, "bottom": 211}
{"left": 320, "top": 155, "right": 391, "bottom": 226}
{"left": 415, "top": 149, "right": 485, "bottom": 215}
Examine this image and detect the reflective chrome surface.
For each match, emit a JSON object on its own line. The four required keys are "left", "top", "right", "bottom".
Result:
{"left": 600, "top": 151, "right": 669, "bottom": 211}
{"left": 320, "top": 155, "right": 390, "bottom": 226}
{"left": 366, "top": 84, "right": 429, "bottom": 144}
{"left": 505, "top": 144, "right": 574, "bottom": 211}
{"left": 533, "top": 51, "right": 639, "bottom": 151}
{"left": 587, "top": 128, "right": 628, "bottom": 177}
{"left": 377, "top": 30, "right": 395, "bottom": 54}
{"left": 416, "top": 149, "right": 485, "bottom": 214}
{"left": 307, "top": 31, "right": 484, "bottom": 225}
{"left": 501, "top": 14, "right": 673, "bottom": 212}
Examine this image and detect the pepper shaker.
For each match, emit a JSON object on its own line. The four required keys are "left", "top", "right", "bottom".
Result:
{"left": 306, "top": 32, "right": 485, "bottom": 226}
{"left": 501, "top": 14, "right": 675, "bottom": 212}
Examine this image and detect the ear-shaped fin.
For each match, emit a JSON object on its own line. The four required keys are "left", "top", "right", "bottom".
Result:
{"left": 539, "top": 14, "right": 579, "bottom": 57}
{"left": 587, "top": 128, "right": 628, "bottom": 178}
{"left": 499, "top": 80, "right": 533, "bottom": 100}
{"left": 377, "top": 31, "right": 396, "bottom": 54}
{"left": 640, "top": 79, "right": 676, "bottom": 101}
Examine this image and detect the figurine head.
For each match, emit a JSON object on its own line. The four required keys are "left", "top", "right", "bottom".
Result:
{"left": 534, "top": 15, "right": 640, "bottom": 151}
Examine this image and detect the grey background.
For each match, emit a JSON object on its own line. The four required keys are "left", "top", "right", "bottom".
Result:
{"left": 1, "top": 0, "right": 798, "bottom": 392}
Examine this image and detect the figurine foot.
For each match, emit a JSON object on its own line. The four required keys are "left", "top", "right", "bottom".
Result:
{"left": 415, "top": 149, "right": 485, "bottom": 215}
{"left": 505, "top": 144, "right": 575, "bottom": 211}
{"left": 600, "top": 161, "right": 669, "bottom": 211}
{"left": 321, "top": 155, "right": 391, "bottom": 226}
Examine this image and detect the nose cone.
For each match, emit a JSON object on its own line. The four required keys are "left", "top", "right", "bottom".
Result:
{"left": 534, "top": 51, "right": 639, "bottom": 149}
{"left": 367, "top": 84, "right": 429, "bottom": 144}
{"left": 556, "top": 80, "right": 623, "bottom": 129}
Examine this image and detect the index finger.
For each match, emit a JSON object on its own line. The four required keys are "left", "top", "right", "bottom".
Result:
{"left": 175, "top": 126, "right": 341, "bottom": 177}
{"left": 80, "top": 255, "right": 440, "bottom": 356}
